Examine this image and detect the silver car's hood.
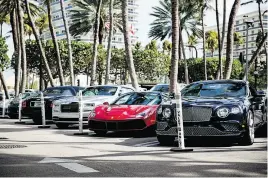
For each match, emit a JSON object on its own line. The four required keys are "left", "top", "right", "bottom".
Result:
{"left": 54, "top": 95, "right": 117, "bottom": 104}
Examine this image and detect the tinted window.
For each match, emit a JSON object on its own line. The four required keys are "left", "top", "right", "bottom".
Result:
{"left": 150, "top": 85, "right": 169, "bottom": 92}
{"left": 113, "top": 92, "right": 161, "bottom": 105}
{"left": 182, "top": 83, "right": 246, "bottom": 98}
{"left": 82, "top": 86, "right": 118, "bottom": 96}
{"left": 43, "top": 88, "right": 74, "bottom": 96}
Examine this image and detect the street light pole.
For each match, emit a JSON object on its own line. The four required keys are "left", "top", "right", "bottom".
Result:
{"left": 244, "top": 17, "right": 254, "bottom": 82}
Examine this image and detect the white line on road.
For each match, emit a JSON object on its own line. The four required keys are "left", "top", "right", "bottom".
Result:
{"left": 134, "top": 141, "right": 159, "bottom": 147}
{"left": 56, "top": 162, "right": 99, "bottom": 173}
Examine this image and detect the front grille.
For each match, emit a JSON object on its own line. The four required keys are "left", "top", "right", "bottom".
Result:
{"left": 221, "top": 123, "right": 240, "bottom": 132}
{"left": 157, "top": 122, "right": 168, "bottom": 130}
{"left": 89, "top": 119, "right": 147, "bottom": 131}
{"left": 61, "top": 103, "right": 79, "bottom": 113}
{"left": 182, "top": 107, "right": 212, "bottom": 122}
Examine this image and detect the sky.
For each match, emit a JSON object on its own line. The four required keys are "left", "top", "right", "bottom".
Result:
{"left": 2, "top": 0, "right": 267, "bottom": 85}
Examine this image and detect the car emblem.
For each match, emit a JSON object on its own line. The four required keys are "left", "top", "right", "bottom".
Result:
{"left": 107, "top": 106, "right": 111, "bottom": 112}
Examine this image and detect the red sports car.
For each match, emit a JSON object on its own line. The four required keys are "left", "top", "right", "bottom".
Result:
{"left": 88, "top": 92, "right": 167, "bottom": 135}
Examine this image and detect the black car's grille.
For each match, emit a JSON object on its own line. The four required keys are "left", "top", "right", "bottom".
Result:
{"left": 157, "top": 122, "right": 168, "bottom": 130}
{"left": 61, "top": 103, "right": 79, "bottom": 113}
{"left": 221, "top": 123, "right": 240, "bottom": 132}
{"left": 182, "top": 107, "right": 212, "bottom": 122}
{"left": 89, "top": 119, "right": 147, "bottom": 131}
{"left": 184, "top": 127, "right": 240, "bottom": 136}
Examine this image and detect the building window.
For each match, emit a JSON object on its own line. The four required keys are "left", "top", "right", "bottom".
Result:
{"left": 251, "top": 37, "right": 254, "bottom": 41}
{"left": 263, "top": 22, "right": 268, "bottom": 26}
{"left": 112, "top": 37, "right": 116, "bottom": 41}
{"left": 236, "top": 20, "right": 239, "bottom": 25}
{"left": 251, "top": 30, "right": 254, "bottom": 34}
{"left": 118, "top": 38, "right": 122, "bottom": 42}
{"left": 264, "top": 15, "right": 268, "bottom": 19}
{"left": 243, "top": 51, "right": 245, "bottom": 54}
{"left": 243, "top": 44, "right": 245, "bottom": 48}
{"left": 56, "top": 31, "right": 59, "bottom": 35}
{"left": 236, "top": 27, "right": 239, "bottom": 31}
{"left": 251, "top": 43, "right": 254, "bottom": 47}
{"left": 243, "top": 32, "right": 246, "bottom": 36}
{"left": 62, "top": 30, "right": 65, "bottom": 34}
{"left": 243, "top": 26, "right": 246, "bottom": 30}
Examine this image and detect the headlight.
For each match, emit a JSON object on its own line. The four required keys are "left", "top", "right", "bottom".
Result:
{"left": 136, "top": 108, "right": 152, "bottom": 118}
{"left": 217, "top": 107, "right": 230, "bottom": 118}
{"left": 88, "top": 110, "right": 96, "bottom": 118}
{"left": 163, "top": 108, "right": 172, "bottom": 118}
{"left": 231, "top": 107, "right": 241, "bottom": 114}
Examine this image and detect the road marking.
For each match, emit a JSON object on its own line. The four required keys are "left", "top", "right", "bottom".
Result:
{"left": 134, "top": 141, "right": 159, "bottom": 147}
{"left": 57, "top": 163, "right": 98, "bottom": 173}
{"left": 39, "top": 157, "right": 98, "bottom": 173}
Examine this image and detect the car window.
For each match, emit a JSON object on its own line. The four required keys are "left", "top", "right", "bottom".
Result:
{"left": 121, "top": 87, "right": 135, "bottom": 94}
{"left": 43, "top": 88, "right": 73, "bottom": 96}
{"left": 113, "top": 93, "right": 161, "bottom": 105}
{"left": 82, "top": 86, "right": 118, "bottom": 96}
{"left": 182, "top": 83, "right": 246, "bottom": 98}
{"left": 150, "top": 85, "right": 169, "bottom": 92}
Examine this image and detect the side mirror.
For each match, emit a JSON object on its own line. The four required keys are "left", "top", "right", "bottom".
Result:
{"left": 103, "top": 102, "right": 109, "bottom": 105}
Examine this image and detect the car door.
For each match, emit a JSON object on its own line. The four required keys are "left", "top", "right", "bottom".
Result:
{"left": 249, "top": 86, "right": 264, "bottom": 126}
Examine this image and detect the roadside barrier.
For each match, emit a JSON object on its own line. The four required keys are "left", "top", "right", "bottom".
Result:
{"left": 15, "top": 93, "right": 26, "bottom": 124}
{"left": 170, "top": 86, "right": 193, "bottom": 152}
{"left": 74, "top": 91, "right": 85, "bottom": 135}
{"left": 38, "top": 92, "right": 50, "bottom": 128}
{"left": 1, "top": 93, "right": 5, "bottom": 118}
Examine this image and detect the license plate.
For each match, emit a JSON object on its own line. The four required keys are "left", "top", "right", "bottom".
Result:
{"left": 62, "top": 106, "right": 71, "bottom": 109}
{"left": 31, "top": 101, "right": 42, "bottom": 107}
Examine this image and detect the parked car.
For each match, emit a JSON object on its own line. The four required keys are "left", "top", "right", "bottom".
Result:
{"left": 22, "top": 86, "right": 84, "bottom": 124}
{"left": 8, "top": 92, "right": 39, "bottom": 118}
{"left": 150, "top": 83, "right": 187, "bottom": 93}
{"left": 88, "top": 91, "right": 168, "bottom": 135}
{"left": 156, "top": 80, "right": 266, "bottom": 146}
{"left": 52, "top": 85, "right": 135, "bottom": 129}
{"left": 0, "top": 92, "right": 15, "bottom": 117}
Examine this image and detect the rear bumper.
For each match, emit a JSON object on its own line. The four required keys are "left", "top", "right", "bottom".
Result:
{"left": 88, "top": 119, "right": 147, "bottom": 131}
{"left": 52, "top": 116, "right": 88, "bottom": 124}
{"left": 156, "top": 121, "right": 244, "bottom": 137}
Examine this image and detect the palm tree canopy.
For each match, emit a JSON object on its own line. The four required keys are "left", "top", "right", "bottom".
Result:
{"left": 148, "top": 0, "right": 203, "bottom": 41}
{"left": 205, "top": 30, "right": 218, "bottom": 52}
{"left": 69, "top": 0, "right": 121, "bottom": 37}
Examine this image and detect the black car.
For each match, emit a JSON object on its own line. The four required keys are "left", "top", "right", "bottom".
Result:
{"left": 156, "top": 80, "right": 266, "bottom": 146}
{"left": 8, "top": 92, "right": 39, "bottom": 118}
{"left": 22, "top": 86, "right": 84, "bottom": 124}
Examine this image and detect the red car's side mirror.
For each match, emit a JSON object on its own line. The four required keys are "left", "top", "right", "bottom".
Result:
{"left": 103, "top": 102, "right": 109, "bottom": 105}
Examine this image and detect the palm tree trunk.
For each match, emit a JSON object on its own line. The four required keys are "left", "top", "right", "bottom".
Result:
{"left": 60, "top": 0, "right": 74, "bottom": 85}
{"left": 179, "top": 28, "right": 189, "bottom": 84}
{"left": 122, "top": 0, "right": 139, "bottom": 90}
{"left": 105, "top": 0, "right": 114, "bottom": 84}
{"left": 47, "top": 0, "right": 65, "bottom": 86}
{"left": 202, "top": 7, "right": 207, "bottom": 80}
{"left": 17, "top": 0, "right": 27, "bottom": 93}
{"left": 0, "top": 71, "right": 9, "bottom": 99}
{"left": 169, "top": 0, "right": 180, "bottom": 93}
{"left": 90, "top": 0, "right": 102, "bottom": 86}
{"left": 215, "top": 0, "right": 222, "bottom": 80}
{"left": 0, "top": 23, "right": 2, "bottom": 37}
{"left": 25, "top": 0, "right": 55, "bottom": 87}
{"left": 224, "top": 0, "right": 241, "bottom": 79}
{"left": 10, "top": 9, "right": 20, "bottom": 96}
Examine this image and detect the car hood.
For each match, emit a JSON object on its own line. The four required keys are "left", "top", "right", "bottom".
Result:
{"left": 182, "top": 96, "right": 245, "bottom": 106}
{"left": 55, "top": 95, "right": 116, "bottom": 104}
{"left": 94, "top": 105, "right": 158, "bottom": 120}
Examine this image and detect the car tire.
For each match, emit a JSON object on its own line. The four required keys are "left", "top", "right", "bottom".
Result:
{"left": 239, "top": 110, "right": 254, "bottom": 146}
{"left": 94, "top": 130, "right": 107, "bottom": 136}
{"left": 8, "top": 114, "right": 18, "bottom": 119}
{"left": 32, "top": 117, "right": 42, "bottom": 125}
{"left": 56, "top": 123, "right": 70, "bottom": 129}
{"left": 157, "top": 135, "right": 175, "bottom": 146}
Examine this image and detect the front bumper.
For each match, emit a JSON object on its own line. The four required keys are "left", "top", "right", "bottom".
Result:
{"left": 52, "top": 112, "right": 90, "bottom": 124}
{"left": 88, "top": 119, "right": 147, "bottom": 131}
{"left": 156, "top": 121, "right": 244, "bottom": 137}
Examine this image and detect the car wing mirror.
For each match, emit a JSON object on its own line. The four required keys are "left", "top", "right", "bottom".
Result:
{"left": 103, "top": 102, "right": 109, "bottom": 105}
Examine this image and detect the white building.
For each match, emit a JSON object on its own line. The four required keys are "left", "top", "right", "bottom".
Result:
{"left": 205, "top": 10, "right": 268, "bottom": 60}
{"left": 43, "top": 0, "right": 139, "bottom": 49}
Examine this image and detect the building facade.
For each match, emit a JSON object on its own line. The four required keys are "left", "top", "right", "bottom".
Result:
{"left": 205, "top": 10, "right": 268, "bottom": 60}
{"left": 43, "top": 0, "right": 139, "bottom": 49}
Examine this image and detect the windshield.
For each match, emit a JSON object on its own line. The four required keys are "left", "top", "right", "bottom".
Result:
{"left": 113, "top": 92, "right": 162, "bottom": 105}
{"left": 181, "top": 83, "right": 246, "bottom": 98}
{"left": 150, "top": 85, "right": 169, "bottom": 92}
{"left": 43, "top": 88, "right": 73, "bottom": 96}
{"left": 82, "top": 86, "right": 118, "bottom": 96}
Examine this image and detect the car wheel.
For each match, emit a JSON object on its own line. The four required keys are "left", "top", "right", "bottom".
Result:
{"left": 8, "top": 114, "right": 18, "bottom": 119}
{"left": 157, "top": 135, "right": 175, "bottom": 146}
{"left": 94, "top": 130, "right": 107, "bottom": 136}
{"left": 239, "top": 110, "right": 254, "bottom": 146}
{"left": 56, "top": 123, "right": 70, "bottom": 129}
{"left": 32, "top": 117, "right": 42, "bottom": 125}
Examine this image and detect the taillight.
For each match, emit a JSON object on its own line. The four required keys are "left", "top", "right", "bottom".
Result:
{"left": 22, "top": 101, "right": 26, "bottom": 108}
{"left": 50, "top": 103, "right": 54, "bottom": 108}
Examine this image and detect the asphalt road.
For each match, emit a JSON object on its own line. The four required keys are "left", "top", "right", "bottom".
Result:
{"left": 0, "top": 118, "right": 267, "bottom": 177}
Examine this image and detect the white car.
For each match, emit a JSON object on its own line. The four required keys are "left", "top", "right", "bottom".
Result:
{"left": 150, "top": 83, "right": 187, "bottom": 93}
{"left": 0, "top": 92, "right": 15, "bottom": 117}
{"left": 52, "top": 85, "right": 136, "bottom": 128}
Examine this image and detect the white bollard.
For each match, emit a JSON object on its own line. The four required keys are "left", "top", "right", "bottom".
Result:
{"left": 78, "top": 90, "right": 83, "bottom": 134}
{"left": 18, "top": 93, "right": 22, "bottom": 122}
{"left": 2, "top": 93, "right": 5, "bottom": 118}
{"left": 41, "top": 92, "right": 46, "bottom": 126}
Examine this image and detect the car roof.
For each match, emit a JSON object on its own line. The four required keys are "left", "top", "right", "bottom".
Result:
{"left": 190, "top": 80, "right": 247, "bottom": 85}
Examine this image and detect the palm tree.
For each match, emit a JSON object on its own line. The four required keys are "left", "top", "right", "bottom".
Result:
{"left": 188, "top": 34, "right": 197, "bottom": 58}
{"left": 205, "top": 30, "right": 218, "bottom": 57}
{"left": 24, "top": 0, "right": 55, "bottom": 87}
{"left": 17, "top": 0, "right": 27, "bottom": 93}
{"left": 224, "top": 0, "right": 241, "bottom": 79}
{"left": 104, "top": 0, "right": 114, "bottom": 84}
{"left": 90, "top": 0, "right": 103, "bottom": 86}
{"left": 0, "top": 15, "right": 9, "bottom": 37}
{"left": 59, "top": 0, "right": 74, "bottom": 85}
{"left": 121, "top": 0, "right": 139, "bottom": 89}
{"left": 169, "top": 0, "right": 180, "bottom": 93}
{"left": 69, "top": 0, "right": 121, "bottom": 44}
{"left": 45, "top": 0, "right": 65, "bottom": 86}
{"left": 215, "top": 0, "right": 222, "bottom": 79}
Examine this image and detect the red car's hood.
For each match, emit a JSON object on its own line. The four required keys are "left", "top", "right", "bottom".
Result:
{"left": 94, "top": 105, "right": 158, "bottom": 120}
